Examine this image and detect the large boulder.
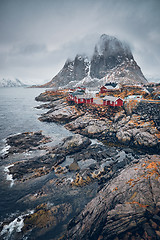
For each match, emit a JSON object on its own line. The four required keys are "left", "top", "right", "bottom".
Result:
{"left": 134, "top": 131, "right": 159, "bottom": 147}
{"left": 39, "top": 106, "right": 84, "bottom": 123}
{"left": 1, "top": 131, "right": 51, "bottom": 157}
{"left": 66, "top": 155, "right": 160, "bottom": 240}
{"left": 52, "top": 134, "right": 91, "bottom": 155}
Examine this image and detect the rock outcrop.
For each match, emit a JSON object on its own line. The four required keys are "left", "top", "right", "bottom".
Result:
{"left": 39, "top": 105, "right": 84, "bottom": 123}
{"left": 1, "top": 131, "right": 51, "bottom": 158}
{"left": 35, "top": 90, "right": 65, "bottom": 102}
{"left": 7, "top": 134, "right": 92, "bottom": 182}
{"left": 22, "top": 203, "right": 72, "bottom": 238}
{"left": 66, "top": 155, "right": 160, "bottom": 240}
{"left": 132, "top": 101, "right": 160, "bottom": 131}
{"left": 65, "top": 111, "right": 160, "bottom": 153}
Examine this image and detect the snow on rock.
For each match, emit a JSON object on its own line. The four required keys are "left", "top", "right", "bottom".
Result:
{"left": 0, "top": 78, "right": 26, "bottom": 88}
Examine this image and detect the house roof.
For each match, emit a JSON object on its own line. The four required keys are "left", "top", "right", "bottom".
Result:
{"left": 146, "top": 87, "right": 154, "bottom": 93}
{"left": 104, "top": 82, "right": 118, "bottom": 88}
{"left": 74, "top": 93, "right": 93, "bottom": 99}
{"left": 71, "top": 91, "right": 85, "bottom": 97}
{"left": 103, "top": 96, "right": 123, "bottom": 101}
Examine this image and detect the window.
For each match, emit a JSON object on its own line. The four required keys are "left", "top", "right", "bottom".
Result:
{"left": 115, "top": 101, "right": 117, "bottom": 104}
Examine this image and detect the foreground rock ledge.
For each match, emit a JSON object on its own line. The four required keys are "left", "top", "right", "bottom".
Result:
{"left": 65, "top": 155, "right": 160, "bottom": 240}
{"left": 1, "top": 131, "right": 51, "bottom": 158}
{"left": 8, "top": 134, "right": 92, "bottom": 181}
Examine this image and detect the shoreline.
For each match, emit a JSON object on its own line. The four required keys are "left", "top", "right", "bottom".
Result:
{"left": 0, "top": 88, "right": 159, "bottom": 240}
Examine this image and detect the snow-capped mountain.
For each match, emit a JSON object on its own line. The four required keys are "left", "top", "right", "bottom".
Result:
{"left": 42, "top": 34, "right": 148, "bottom": 88}
{"left": 0, "top": 78, "right": 27, "bottom": 88}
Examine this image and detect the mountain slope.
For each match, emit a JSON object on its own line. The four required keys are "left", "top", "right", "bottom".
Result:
{"left": 0, "top": 78, "right": 27, "bottom": 87}
{"left": 42, "top": 34, "right": 147, "bottom": 88}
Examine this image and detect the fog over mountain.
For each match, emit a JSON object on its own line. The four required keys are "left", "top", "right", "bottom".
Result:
{"left": 42, "top": 34, "right": 147, "bottom": 88}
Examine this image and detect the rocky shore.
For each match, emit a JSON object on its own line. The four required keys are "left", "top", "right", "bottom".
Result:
{"left": 1, "top": 129, "right": 144, "bottom": 239}
{"left": 35, "top": 91, "right": 160, "bottom": 153}
{"left": 1, "top": 90, "right": 160, "bottom": 240}
{"left": 1, "top": 131, "right": 51, "bottom": 159}
{"left": 65, "top": 154, "right": 160, "bottom": 240}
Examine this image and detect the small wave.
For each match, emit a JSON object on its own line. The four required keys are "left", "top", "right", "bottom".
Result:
{"left": 0, "top": 210, "right": 34, "bottom": 239}
{"left": 4, "top": 164, "right": 14, "bottom": 187}
{"left": 0, "top": 144, "right": 10, "bottom": 156}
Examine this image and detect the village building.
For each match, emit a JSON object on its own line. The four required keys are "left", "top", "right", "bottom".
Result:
{"left": 67, "top": 89, "right": 85, "bottom": 101}
{"left": 74, "top": 94, "right": 93, "bottom": 104}
{"left": 67, "top": 91, "right": 93, "bottom": 104}
{"left": 103, "top": 96, "right": 123, "bottom": 107}
{"left": 100, "top": 82, "right": 120, "bottom": 94}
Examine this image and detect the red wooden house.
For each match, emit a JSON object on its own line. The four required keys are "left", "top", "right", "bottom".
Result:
{"left": 103, "top": 96, "right": 123, "bottom": 107}
{"left": 100, "top": 86, "right": 108, "bottom": 93}
{"left": 67, "top": 91, "right": 93, "bottom": 104}
{"left": 100, "top": 82, "right": 119, "bottom": 93}
{"left": 74, "top": 94, "right": 93, "bottom": 104}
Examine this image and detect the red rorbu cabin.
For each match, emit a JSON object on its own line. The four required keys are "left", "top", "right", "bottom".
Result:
{"left": 74, "top": 94, "right": 93, "bottom": 104}
{"left": 100, "top": 86, "right": 108, "bottom": 93}
{"left": 100, "top": 82, "right": 119, "bottom": 93}
{"left": 103, "top": 96, "right": 123, "bottom": 107}
{"left": 67, "top": 90, "right": 93, "bottom": 104}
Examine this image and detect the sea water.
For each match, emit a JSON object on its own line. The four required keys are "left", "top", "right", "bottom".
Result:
{"left": 0, "top": 87, "right": 72, "bottom": 239}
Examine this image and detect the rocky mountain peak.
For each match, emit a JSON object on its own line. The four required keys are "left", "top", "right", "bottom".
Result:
{"left": 97, "top": 34, "right": 132, "bottom": 57}
{"left": 42, "top": 34, "right": 147, "bottom": 88}
{"left": 90, "top": 34, "right": 134, "bottom": 79}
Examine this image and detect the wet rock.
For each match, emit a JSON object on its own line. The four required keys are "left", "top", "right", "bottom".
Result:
{"left": 7, "top": 134, "right": 91, "bottom": 182}
{"left": 51, "top": 134, "right": 91, "bottom": 155}
{"left": 5, "top": 131, "right": 51, "bottom": 156}
{"left": 35, "top": 90, "right": 65, "bottom": 102}
{"left": 66, "top": 155, "right": 160, "bottom": 240}
{"left": 69, "top": 161, "right": 80, "bottom": 171}
{"left": 36, "top": 98, "right": 68, "bottom": 110}
{"left": 39, "top": 105, "right": 84, "bottom": 123}
{"left": 8, "top": 153, "right": 65, "bottom": 181}
{"left": 54, "top": 165, "right": 68, "bottom": 174}
{"left": 23, "top": 202, "right": 72, "bottom": 237}
{"left": 71, "top": 173, "right": 92, "bottom": 187}
{"left": 78, "top": 159, "right": 97, "bottom": 170}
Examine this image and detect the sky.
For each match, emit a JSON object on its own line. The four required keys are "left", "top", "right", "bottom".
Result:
{"left": 0, "top": 0, "right": 160, "bottom": 84}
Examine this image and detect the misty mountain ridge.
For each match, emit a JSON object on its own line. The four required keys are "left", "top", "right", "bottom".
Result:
{"left": 0, "top": 78, "right": 27, "bottom": 88}
{"left": 41, "top": 34, "right": 148, "bottom": 88}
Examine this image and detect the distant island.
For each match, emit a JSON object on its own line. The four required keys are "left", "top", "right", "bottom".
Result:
{"left": 0, "top": 78, "right": 27, "bottom": 88}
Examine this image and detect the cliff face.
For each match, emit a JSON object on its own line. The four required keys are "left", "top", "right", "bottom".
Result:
{"left": 66, "top": 155, "right": 160, "bottom": 240}
{"left": 42, "top": 55, "right": 90, "bottom": 88}
{"left": 90, "top": 34, "right": 133, "bottom": 79}
{"left": 42, "top": 34, "right": 147, "bottom": 88}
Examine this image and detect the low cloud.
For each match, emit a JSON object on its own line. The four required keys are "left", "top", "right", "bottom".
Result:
{"left": 0, "top": 0, "right": 160, "bottom": 83}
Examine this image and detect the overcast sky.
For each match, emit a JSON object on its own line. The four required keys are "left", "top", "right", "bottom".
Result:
{"left": 0, "top": 0, "right": 160, "bottom": 84}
